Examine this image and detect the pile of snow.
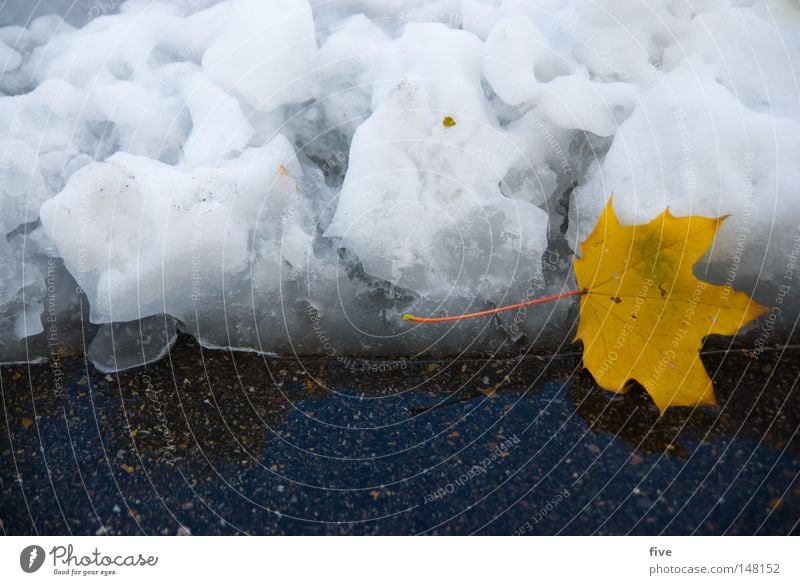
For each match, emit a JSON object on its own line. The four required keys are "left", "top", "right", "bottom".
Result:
{"left": 1, "top": 0, "right": 798, "bottom": 370}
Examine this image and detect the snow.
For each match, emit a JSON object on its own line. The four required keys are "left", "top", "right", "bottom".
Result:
{"left": 0, "top": 39, "right": 22, "bottom": 71}
{"left": 0, "top": 0, "right": 798, "bottom": 369}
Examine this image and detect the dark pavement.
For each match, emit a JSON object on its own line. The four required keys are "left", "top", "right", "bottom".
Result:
{"left": 1, "top": 335, "right": 798, "bottom": 535}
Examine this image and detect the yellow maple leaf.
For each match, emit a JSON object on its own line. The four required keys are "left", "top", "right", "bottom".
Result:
{"left": 574, "top": 197, "right": 767, "bottom": 412}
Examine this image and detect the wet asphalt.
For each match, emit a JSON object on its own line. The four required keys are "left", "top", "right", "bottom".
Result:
{"left": 1, "top": 334, "right": 798, "bottom": 535}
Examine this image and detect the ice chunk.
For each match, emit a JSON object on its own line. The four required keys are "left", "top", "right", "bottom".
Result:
{"left": 555, "top": 5, "right": 662, "bottom": 86}
{"left": 326, "top": 23, "right": 549, "bottom": 296}
{"left": 0, "top": 236, "right": 47, "bottom": 363}
{"left": 92, "top": 79, "right": 190, "bottom": 163}
{"left": 311, "top": 0, "right": 462, "bottom": 37}
{"left": 39, "top": 134, "right": 316, "bottom": 325}
{"left": 202, "top": 0, "right": 318, "bottom": 111}
{"left": 88, "top": 315, "right": 178, "bottom": 373}
{"left": 313, "top": 14, "right": 392, "bottom": 144}
{"left": 154, "top": 1, "right": 231, "bottom": 63}
{"left": 536, "top": 75, "right": 635, "bottom": 137}
{"left": 662, "top": 5, "right": 800, "bottom": 115}
{"left": 0, "top": 39, "right": 21, "bottom": 71}
{"left": 568, "top": 0, "right": 670, "bottom": 27}
{"left": 182, "top": 73, "right": 254, "bottom": 167}
{"left": 0, "top": 138, "right": 52, "bottom": 231}
{"left": 14, "top": 300, "right": 44, "bottom": 339}
{"left": 34, "top": 9, "right": 175, "bottom": 87}
{"left": 482, "top": 16, "right": 547, "bottom": 106}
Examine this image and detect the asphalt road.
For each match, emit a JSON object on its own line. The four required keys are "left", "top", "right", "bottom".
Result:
{"left": 1, "top": 334, "right": 798, "bottom": 535}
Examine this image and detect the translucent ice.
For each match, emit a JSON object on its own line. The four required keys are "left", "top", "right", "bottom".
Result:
{"left": 325, "top": 23, "right": 550, "bottom": 297}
